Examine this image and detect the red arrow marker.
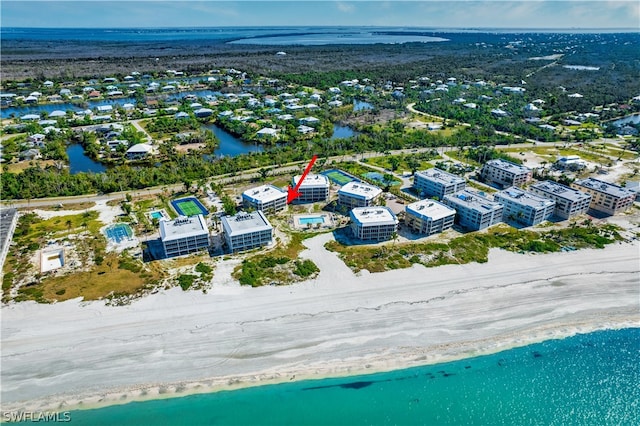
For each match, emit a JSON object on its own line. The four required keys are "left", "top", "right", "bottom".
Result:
{"left": 287, "top": 154, "right": 318, "bottom": 204}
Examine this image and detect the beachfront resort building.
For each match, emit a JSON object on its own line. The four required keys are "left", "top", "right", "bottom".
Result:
{"left": 443, "top": 190, "right": 503, "bottom": 231}
{"left": 349, "top": 207, "right": 399, "bottom": 241}
{"left": 480, "top": 159, "right": 532, "bottom": 188}
{"left": 571, "top": 178, "right": 636, "bottom": 215}
{"left": 529, "top": 180, "right": 591, "bottom": 219}
{"left": 242, "top": 184, "right": 287, "bottom": 213}
{"left": 159, "top": 215, "right": 210, "bottom": 258}
{"left": 493, "top": 187, "right": 555, "bottom": 226}
{"left": 291, "top": 174, "right": 330, "bottom": 203}
{"left": 337, "top": 181, "right": 383, "bottom": 209}
{"left": 413, "top": 168, "right": 466, "bottom": 200}
{"left": 221, "top": 211, "right": 273, "bottom": 253}
{"left": 405, "top": 199, "right": 456, "bottom": 236}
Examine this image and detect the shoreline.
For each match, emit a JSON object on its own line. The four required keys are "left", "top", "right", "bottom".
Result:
{"left": 24, "top": 318, "right": 640, "bottom": 414}
{"left": 2, "top": 236, "right": 639, "bottom": 415}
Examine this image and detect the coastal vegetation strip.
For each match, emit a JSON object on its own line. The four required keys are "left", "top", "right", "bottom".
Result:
{"left": 325, "top": 222, "right": 623, "bottom": 273}
{"left": 233, "top": 232, "right": 320, "bottom": 287}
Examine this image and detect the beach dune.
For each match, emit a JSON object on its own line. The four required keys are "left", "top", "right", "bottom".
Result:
{"left": 1, "top": 234, "right": 638, "bottom": 412}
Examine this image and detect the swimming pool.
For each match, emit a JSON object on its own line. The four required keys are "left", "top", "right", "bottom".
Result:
{"left": 150, "top": 211, "right": 163, "bottom": 219}
{"left": 299, "top": 216, "right": 325, "bottom": 225}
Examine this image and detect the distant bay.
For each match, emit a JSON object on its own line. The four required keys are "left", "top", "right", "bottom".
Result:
{"left": 62, "top": 328, "right": 639, "bottom": 426}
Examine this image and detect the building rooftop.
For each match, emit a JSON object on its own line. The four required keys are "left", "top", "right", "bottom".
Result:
{"left": 293, "top": 174, "right": 329, "bottom": 188}
{"left": 416, "top": 168, "right": 465, "bottom": 186}
{"left": 350, "top": 206, "right": 398, "bottom": 225}
{"left": 243, "top": 184, "right": 287, "bottom": 204}
{"left": 530, "top": 180, "right": 591, "bottom": 202}
{"left": 444, "top": 190, "right": 503, "bottom": 213}
{"left": 159, "top": 215, "right": 208, "bottom": 242}
{"left": 573, "top": 177, "right": 636, "bottom": 198}
{"left": 338, "top": 181, "right": 382, "bottom": 199}
{"left": 406, "top": 199, "right": 456, "bottom": 221}
{"left": 221, "top": 211, "right": 272, "bottom": 236}
{"left": 495, "top": 187, "right": 555, "bottom": 209}
{"left": 485, "top": 159, "right": 531, "bottom": 175}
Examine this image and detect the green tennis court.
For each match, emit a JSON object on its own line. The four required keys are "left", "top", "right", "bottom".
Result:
{"left": 175, "top": 200, "right": 201, "bottom": 216}
{"left": 322, "top": 169, "right": 357, "bottom": 185}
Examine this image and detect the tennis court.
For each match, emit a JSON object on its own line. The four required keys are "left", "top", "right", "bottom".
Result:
{"left": 321, "top": 169, "right": 358, "bottom": 185}
{"left": 171, "top": 197, "right": 209, "bottom": 217}
{"left": 105, "top": 223, "right": 133, "bottom": 244}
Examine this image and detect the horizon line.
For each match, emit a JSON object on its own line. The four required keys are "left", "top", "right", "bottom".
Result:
{"left": 3, "top": 25, "right": 640, "bottom": 30}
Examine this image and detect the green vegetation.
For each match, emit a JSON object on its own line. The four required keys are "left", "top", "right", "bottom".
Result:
{"left": 3, "top": 211, "right": 164, "bottom": 304}
{"left": 234, "top": 233, "right": 320, "bottom": 287}
{"left": 325, "top": 223, "right": 623, "bottom": 273}
{"left": 363, "top": 150, "right": 440, "bottom": 173}
{"left": 177, "top": 274, "right": 197, "bottom": 291}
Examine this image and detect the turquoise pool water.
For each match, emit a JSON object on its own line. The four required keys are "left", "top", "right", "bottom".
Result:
{"left": 299, "top": 216, "right": 325, "bottom": 225}
{"left": 149, "top": 211, "right": 163, "bottom": 219}
{"left": 62, "top": 328, "right": 639, "bottom": 426}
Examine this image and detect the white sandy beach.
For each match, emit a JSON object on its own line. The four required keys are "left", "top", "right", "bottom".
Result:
{"left": 1, "top": 234, "right": 638, "bottom": 413}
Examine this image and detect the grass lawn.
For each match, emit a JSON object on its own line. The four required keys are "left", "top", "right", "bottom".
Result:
{"left": 37, "top": 253, "right": 163, "bottom": 302}
{"left": 365, "top": 152, "right": 440, "bottom": 172}
{"left": 6, "top": 160, "right": 56, "bottom": 174}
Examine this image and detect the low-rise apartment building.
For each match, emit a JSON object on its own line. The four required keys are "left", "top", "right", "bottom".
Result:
{"left": 405, "top": 199, "right": 456, "bottom": 236}
{"left": 291, "top": 174, "right": 330, "bottom": 203}
{"left": 443, "top": 190, "right": 504, "bottom": 231}
{"left": 221, "top": 211, "right": 273, "bottom": 253}
{"left": 160, "top": 214, "right": 210, "bottom": 258}
{"left": 338, "top": 181, "right": 382, "bottom": 209}
{"left": 242, "top": 184, "right": 287, "bottom": 213}
{"left": 571, "top": 178, "right": 636, "bottom": 215}
{"left": 413, "top": 168, "right": 466, "bottom": 200}
{"left": 494, "top": 187, "right": 555, "bottom": 226}
{"left": 480, "top": 159, "right": 532, "bottom": 188}
{"left": 349, "top": 207, "right": 399, "bottom": 241}
{"left": 528, "top": 180, "right": 591, "bottom": 219}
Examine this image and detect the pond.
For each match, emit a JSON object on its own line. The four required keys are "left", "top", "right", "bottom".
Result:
{"left": 66, "top": 144, "right": 107, "bottom": 174}
{"left": 331, "top": 124, "right": 359, "bottom": 140}
{"left": 202, "top": 123, "right": 263, "bottom": 158}
{"left": 611, "top": 113, "right": 640, "bottom": 127}
{"left": 353, "top": 99, "right": 374, "bottom": 111}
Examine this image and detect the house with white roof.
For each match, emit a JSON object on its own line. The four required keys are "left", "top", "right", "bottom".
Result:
{"left": 126, "top": 143, "right": 155, "bottom": 160}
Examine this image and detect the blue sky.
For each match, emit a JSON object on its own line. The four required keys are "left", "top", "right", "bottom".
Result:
{"left": 2, "top": 1, "right": 639, "bottom": 29}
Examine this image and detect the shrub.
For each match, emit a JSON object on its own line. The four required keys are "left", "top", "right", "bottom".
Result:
{"left": 177, "top": 274, "right": 196, "bottom": 291}
{"left": 293, "top": 260, "right": 319, "bottom": 278}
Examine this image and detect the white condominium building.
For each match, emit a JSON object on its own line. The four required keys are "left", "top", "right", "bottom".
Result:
{"left": 443, "top": 190, "right": 503, "bottom": 231}
{"left": 242, "top": 184, "right": 287, "bottom": 213}
{"left": 405, "top": 199, "right": 456, "bottom": 236}
{"left": 413, "top": 168, "right": 466, "bottom": 200}
{"left": 349, "top": 207, "right": 398, "bottom": 241}
{"left": 338, "top": 181, "right": 383, "bottom": 209}
{"left": 529, "top": 180, "right": 591, "bottom": 219}
{"left": 571, "top": 178, "right": 636, "bottom": 215}
{"left": 480, "top": 159, "right": 532, "bottom": 188}
{"left": 160, "top": 215, "right": 210, "bottom": 258}
{"left": 291, "top": 174, "right": 330, "bottom": 203}
{"left": 494, "top": 187, "right": 555, "bottom": 227}
{"left": 221, "top": 211, "right": 273, "bottom": 253}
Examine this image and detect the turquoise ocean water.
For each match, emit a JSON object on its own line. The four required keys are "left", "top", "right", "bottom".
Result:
{"left": 48, "top": 329, "right": 640, "bottom": 425}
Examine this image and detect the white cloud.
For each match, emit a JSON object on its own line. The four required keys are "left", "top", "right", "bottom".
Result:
{"left": 336, "top": 1, "right": 355, "bottom": 13}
